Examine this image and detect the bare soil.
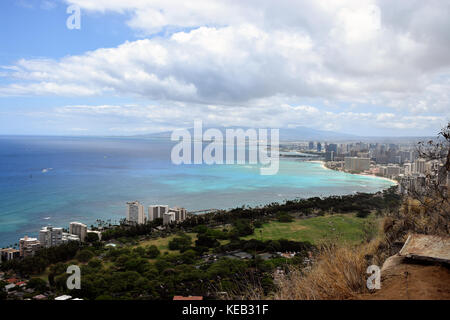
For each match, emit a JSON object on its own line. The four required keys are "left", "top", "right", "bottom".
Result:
{"left": 359, "top": 261, "right": 450, "bottom": 300}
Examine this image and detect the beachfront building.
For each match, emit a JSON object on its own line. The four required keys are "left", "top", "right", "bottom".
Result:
{"left": 69, "top": 222, "right": 88, "bottom": 242}
{"left": 386, "top": 165, "right": 402, "bottom": 179}
{"left": 344, "top": 157, "right": 370, "bottom": 173}
{"left": 19, "top": 236, "right": 40, "bottom": 257}
{"left": 0, "top": 248, "right": 20, "bottom": 263}
{"left": 39, "top": 226, "right": 63, "bottom": 248}
{"left": 126, "top": 201, "right": 146, "bottom": 225}
{"left": 163, "top": 212, "right": 176, "bottom": 225}
{"left": 148, "top": 205, "right": 169, "bottom": 221}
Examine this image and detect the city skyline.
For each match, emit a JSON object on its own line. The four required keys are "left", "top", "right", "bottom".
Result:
{"left": 0, "top": 0, "right": 449, "bottom": 137}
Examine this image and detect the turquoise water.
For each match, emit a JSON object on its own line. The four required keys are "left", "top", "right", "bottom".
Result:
{"left": 0, "top": 136, "right": 394, "bottom": 247}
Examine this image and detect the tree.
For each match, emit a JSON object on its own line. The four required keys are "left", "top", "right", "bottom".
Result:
{"left": 27, "top": 278, "right": 48, "bottom": 292}
{"left": 146, "top": 245, "right": 160, "bottom": 259}
{"left": 232, "top": 219, "right": 254, "bottom": 237}
{"left": 393, "top": 122, "right": 450, "bottom": 238}
{"left": 195, "top": 234, "right": 220, "bottom": 248}
{"left": 86, "top": 232, "right": 100, "bottom": 243}
{"left": 168, "top": 234, "right": 192, "bottom": 252}
{"left": 76, "top": 249, "right": 95, "bottom": 263}
{"left": 88, "top": 258, "right": 102, "bottom": 269}
{"left": 0, "top": 281, "right": 7, "bottom": 300}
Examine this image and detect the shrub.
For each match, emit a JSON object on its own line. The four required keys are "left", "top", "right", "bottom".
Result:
{"left": 356, "top": 209, "right": 371, "bottom": 218}
{"left": 276, "top": 212, "right": 293, "bottom": 222}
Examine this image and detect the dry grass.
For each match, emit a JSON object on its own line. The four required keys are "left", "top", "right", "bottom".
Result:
{"left": 274, "top": 243, "right": 371, "bottom": 300}
{"left": 273, "top": 232, "right": 392, "bottom": 301}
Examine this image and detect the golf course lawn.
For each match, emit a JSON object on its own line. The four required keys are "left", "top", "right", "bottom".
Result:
{"left": 242, "top": 213, "right": 378, "bottom": 245}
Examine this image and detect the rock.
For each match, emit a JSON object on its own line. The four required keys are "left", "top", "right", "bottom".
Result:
{"left": 381, "top": 254, "right": 405, "bottom": 272}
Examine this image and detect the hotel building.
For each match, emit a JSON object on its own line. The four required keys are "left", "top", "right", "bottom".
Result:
{"left": 69, "top": 222, "right": 88, "bottom": 242}
{"left": 148, "top": 205, "right": 169, "bottom": 221}
{"left": 39, "top": 226, "right": 63, "bottom": 248}
{"left": 127, "top": 201, "right": 146, "bottom": 225}
{"left": 344, "top": 157, "right": 370, "bottom": 173}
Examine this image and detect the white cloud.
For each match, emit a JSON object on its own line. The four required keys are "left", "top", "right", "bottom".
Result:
{"left": 53, "top": 102, "right": 446, "bottom": 136}
{"left": 2, "top": 0, "right": 450, "bottom": 135}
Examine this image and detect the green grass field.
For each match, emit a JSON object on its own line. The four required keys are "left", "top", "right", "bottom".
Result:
{"left": 133, "top": 232, "right": 197, "bottom": 254}
{"left": 243, "top": 213, "right": 377, "bottom": 245}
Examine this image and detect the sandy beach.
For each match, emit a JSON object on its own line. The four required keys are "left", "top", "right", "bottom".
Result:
{"left": 308, "top": 160, "right": 399, "bottom": 186}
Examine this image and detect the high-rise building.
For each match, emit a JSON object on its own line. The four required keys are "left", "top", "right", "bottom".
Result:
{"left": 19, "top": 236, "right": 40, "bottom": 257}
{"left": 414, "top": 159, "right": 426, "bottom": 174}
{"left": 127, "top": 201, "right": 146, "bottom": 225}
{"left": 325, "top": 151, "right": 334, "bottom": 162}
{"left": 69, "top": 222, "right": 88, "bottom": 242}
{"left": 317, "top": 142, "right": 322, "bottom": 152}
{"left": 148, "top": 205, "right": 169, "bottom": 221}
{"left": 308, "top": 141, "right": 314, "bottom": 150}
{"left": 344, "top": 157, "right": 370, "bottom": 173}
{"left": 39, "top": 226, "right": 63, "bottom": 248}
{"left": 169, "top": 207, "right": 187, "bottom": 222}
{"left": 403, "top": 162, "right": 414, "bottom": 175}
{"left": 326, "top": 144, "right": 338, "bottom": 154}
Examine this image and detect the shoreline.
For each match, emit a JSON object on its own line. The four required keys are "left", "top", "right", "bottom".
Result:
{"left": 308, "top": 160, "right": 399, "bottom": 186}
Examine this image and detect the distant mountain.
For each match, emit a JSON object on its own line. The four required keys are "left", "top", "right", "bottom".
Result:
{"left": 277, "top": 127, "right": 356, "bottom": 141}
{"left": 136, "top": 126, "right": 356, "bottom": 141}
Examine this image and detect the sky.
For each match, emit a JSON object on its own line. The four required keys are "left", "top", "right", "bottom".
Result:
{"left": 0, "top": 0, "right": 449, "bottom": 137}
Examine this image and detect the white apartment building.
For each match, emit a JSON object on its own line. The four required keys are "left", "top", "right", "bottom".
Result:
{"left": 69, "top": 222, "right": 88, "bottom": 242}
{"left": 127, "top": 201, "right": 146, "bottom": 225}
{"left": 163, "top": 212, "right": 176, "bottom": 225}
{"left": 19, "top": 236, "right": 40, "bottom": 257}
{"left": 148, "top": 205, "right": 169, "bottom": 221}
{"left": 39, "top": 226, "right": 63, "bottom": 248}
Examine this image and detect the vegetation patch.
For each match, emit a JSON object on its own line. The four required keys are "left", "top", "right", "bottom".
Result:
{"left": 243, "top": 213, "right": 378, "bottom": 245}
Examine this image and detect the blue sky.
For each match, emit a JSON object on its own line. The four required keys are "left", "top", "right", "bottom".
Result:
{"left": 0, "top": 0, "right": 449, "bottom": 136}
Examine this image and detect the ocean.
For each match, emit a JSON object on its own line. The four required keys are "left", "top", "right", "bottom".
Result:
{"left": 0, "top": 136, "right": 394, "bottom": 247}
